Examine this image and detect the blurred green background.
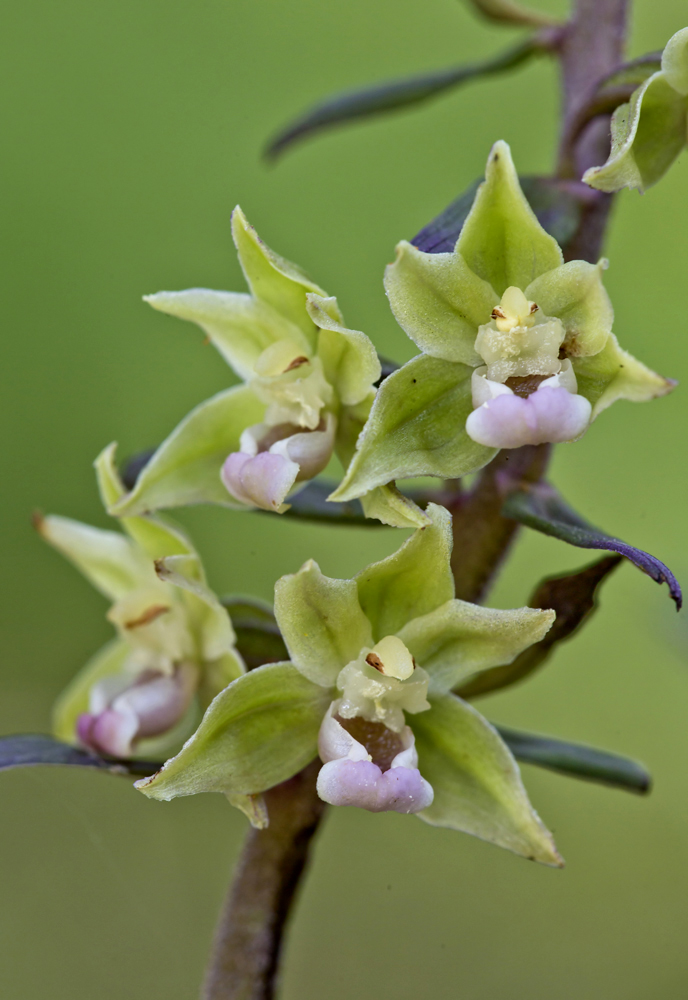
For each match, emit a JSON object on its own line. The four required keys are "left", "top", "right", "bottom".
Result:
{"left": 2, "top": 0, "right": 687, "bottom": 996}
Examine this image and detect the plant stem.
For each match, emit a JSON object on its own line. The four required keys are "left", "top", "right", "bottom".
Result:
{"left": 202, "top": 761, "right": 326, "bottom": 1000}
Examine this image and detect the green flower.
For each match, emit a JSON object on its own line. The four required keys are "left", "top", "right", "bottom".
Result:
{"left": 331, "top": 142, "right": 673, "bottom": 504}
{"left": 137, "top": 504, "right": 561, "bottom": 865}
{"left": 584, "top": 28, "right": 688, "bottom": 193}
{"left": 108, "top": 208, "right": 425, "bottom": 529}
{"left": 37, "top": 444, "right": 243, "bottom": 763}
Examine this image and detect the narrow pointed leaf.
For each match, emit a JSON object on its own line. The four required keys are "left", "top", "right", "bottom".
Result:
{"left": 0, "top": 734, "right": 159, "bottom": 777}
{"left": 274, "top": 561, "right": 373, "bottom": 686}
{"left": 266, "top": 40, "right": 542, "bottom": 159}
{"left": 356, "top": 504, "right": 454, "bottom": 642}
{"left": 411, "top": 693, "right": 562, "bottom": 865}
{"left": 463, "top": 0, "right": 560, "bottom": 28}
{"left": 503, "top": 483, "right": 681, "bottom": 608}
{"left": 457, "top": 556, "right": 621, "bottom": 699}
{"left": 135, "top": 663, "right": 329, "bottom": 800}
{"left": 496, "top": 726, "right": 651, "bottom": 794}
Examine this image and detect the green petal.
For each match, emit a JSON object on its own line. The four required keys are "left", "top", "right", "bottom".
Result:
{"left": 308, "top": 294, "right": 381, "bottom": 406}
{"left": 135, "top": 662, "right": 329, "bottom": 801}
{"left": 662, "top": 27, "right": 688, "bottom": 96}
{"left": 383, "top": 241, "right": 497, "bottom": 363}
{"left": 274, "top": 560, "right": 373, "bottom": 686}
{"left": 155, "top": 554, "right": 241, "bottom": 665}
{"left": 411, "top": 693, "right": 562, "bottom": 865}
{"left": 356, "top": 503, "right": 454, "bottom": 642}
{"left": 232, "top": 206, "right": 326, "bottom": 345}
{"left": 36, "top": 513, "right": 152, "bottom": 600}
{"left": 111, "top": 385, "right": 266, "bottom": 517}
{"left": 583, "top": 74, "right": 687, "bottom": 193}
{"left": 573, "top": 333, "right": 675, "bottom": 419}
{"left": 96, "top": 443, "right": 198, "bottom": 559}
{"left": 525, "top": 259, "right": 613, "bottom": 358}
{"left": 52, "top": 638, "right": 131, "bottom": 743}
{"left": 396, "top": 599, "right": 555, "bottom": 694}
{"left": 145, "top": 289, "right": 311, "bottom": 382}
{"left": 330, "top": 354, "right": 495, "bottom": 501}
{"left": 360, "top": 483, "right": 430, "bottom": 529}
{"left": 457, "top": 140, "right": 563, "bottom": 295}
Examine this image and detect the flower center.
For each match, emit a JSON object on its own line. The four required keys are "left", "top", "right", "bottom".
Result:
{"left": 251, "top": 340, "right": 333, "bottom": 430}
{"left": 336, "top": 636, "right": 430, "bottom": 733}
{"left": 475, "top": 286, "right": 565, "bottom": 383}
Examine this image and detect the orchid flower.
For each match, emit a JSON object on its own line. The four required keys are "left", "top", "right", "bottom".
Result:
{"left": 136, "top": 505, "right": 562, "bottom": 865}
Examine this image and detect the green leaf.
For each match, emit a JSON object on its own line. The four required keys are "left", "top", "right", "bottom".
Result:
{"left": 583, "top": 73, "right": 687, "bottom": 192}
{"left": 384, "top": 241, "right": 496, "bottom": 364}
{"left": 307, "top": 294, "right": 381, "bottom": 406}
{"left": 36, "top": 514, "right": 152, "bottom": 601}
{"left": 52, "top": 638, "right": 131, "bottom": 743}
{"left": 411, "top": 693, "right": 562, "bottom": 865}
{"left": 496, "top": 725, "right": 651, "bottom": 794}
{"left": 525, "top": 259, "right": 613, "bottom": 358}
{"left": 111, "top": 385, "right": 266, "bottom": 517}
{"left": 502, "top": 483, "right": 682, "bottom": 609}
{"left": 572, "top": 333, "right": 675, "bottom": 418}
{"left": 135, "top": 662, "right": 329, "bottom": 801}
{"left": 330, "top": 354, "right": 496, "bottom": 501}
{"left": 145, "top": 289, "right": 311, "bottom": 382}
{"left": 396, "top": 598, "right": 554, "bottom": 694}
{"left": 274, "top": 560, "right": 373, "bottom": 687}
{"left": 457, "top": 141, "right": 563, "bottom": 295}
{"left": 231, "top": 206, "right": 326, "bottom": 343}
{"left": 265, "top": 40, "right": 543, "bottom": 159}
{"left": 355, "top": 503, "right": 454, "bottom": 641}
{"left": 457, "top": 556, "right": 621, "bottom": 699}
{"left": 0, "top": 734, "right": 160, "bottom": 777}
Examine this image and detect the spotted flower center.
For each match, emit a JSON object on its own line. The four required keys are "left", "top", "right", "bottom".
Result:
{"left": 475, "top": 286, "right": 565, "bottom": 384}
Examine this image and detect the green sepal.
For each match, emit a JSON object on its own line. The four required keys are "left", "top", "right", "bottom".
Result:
{"left": 383, "top": 241, "right": 496, "bottom": 364}
{"left": 330, "top": 354, "right": 496, "bottom": 502}
{"left": 457, "top": 140, "right": 563, "bottom": 295}
{"left": 36, "top": 513, "right": 152, "bottom": 601}
{"left": 145, "top": 289, "right": 311, "bottom": 382}
{"left": 274, "top": 560, "right": 373, "bottom": 686}
{"left": 52, "top": 638, "right": 131, "bottom": 743}
{"left": 95, "top": 443, "right": 198, "bottom": 559}
{"left": 583, "top": 72, "right": 687, "bottom": 193}
{"left": 135, "top": 662, "right": 329, "bottom": 801}
{"left": 411, "top": 693, "right": 562, "bottom": 866}
{"left": 111, "top": 385, "right": 266, "bottom": 517}
{"left": 662, "top": 27, "right": 688, "bottom": 96}
{"left": 572, "top": 333, "right": 675, "bottom": 418}
{"left": 525, "top": 259, "right": 613, "bottom": 358}
{"left": 232, "top": 206, "right": 326, "bottom": 344}
{"left": 307, "top": 294, "right": 381, "bottom": 406}
{"left": 355, "top": 503, "right": 454, "bottom": 641}
{"left": 360, "top": 483, "right": 430, "bottom": 529}
{"left": 396, "top": 599, "right": 555, "bottom": 694}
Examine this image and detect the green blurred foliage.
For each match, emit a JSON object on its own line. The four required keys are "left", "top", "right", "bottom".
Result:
{"left": 1, "top": 0, "right": 688, "bottom": 996}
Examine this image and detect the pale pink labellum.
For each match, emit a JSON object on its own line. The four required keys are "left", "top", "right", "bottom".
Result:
{"left": 77, "top": 662, "right": 197, "bottom": 758}
{"left": 221, "top": 414, "right": 336, "bottom": 511}
{"left": 466, "top": 365, "right": 591, "bottom": 448}
{"left": 316, "top": 705, "right": 434, "bottom": 814}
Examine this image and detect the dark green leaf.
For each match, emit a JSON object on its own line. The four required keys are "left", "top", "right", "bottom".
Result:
{"left": 0, "top": 734, "right": 158, "bottom": 777}
{"left": 457, "top": 555, "right": 621, "bottom": 699}
{"left": 221, "top": 596, "right": 289, "bottom": 669}
{"left": 502, "top": 482, "right": 682, "bottom": 609}
{"left": 266, "top": 39, "right": 542, "bottom": 159}
{"left": 497, "top": 725, "right": 651, "bottom": 794}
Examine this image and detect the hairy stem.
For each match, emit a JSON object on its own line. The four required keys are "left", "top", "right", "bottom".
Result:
{"left": 202, "top": 762, "right": 326, "bottom": 1000}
